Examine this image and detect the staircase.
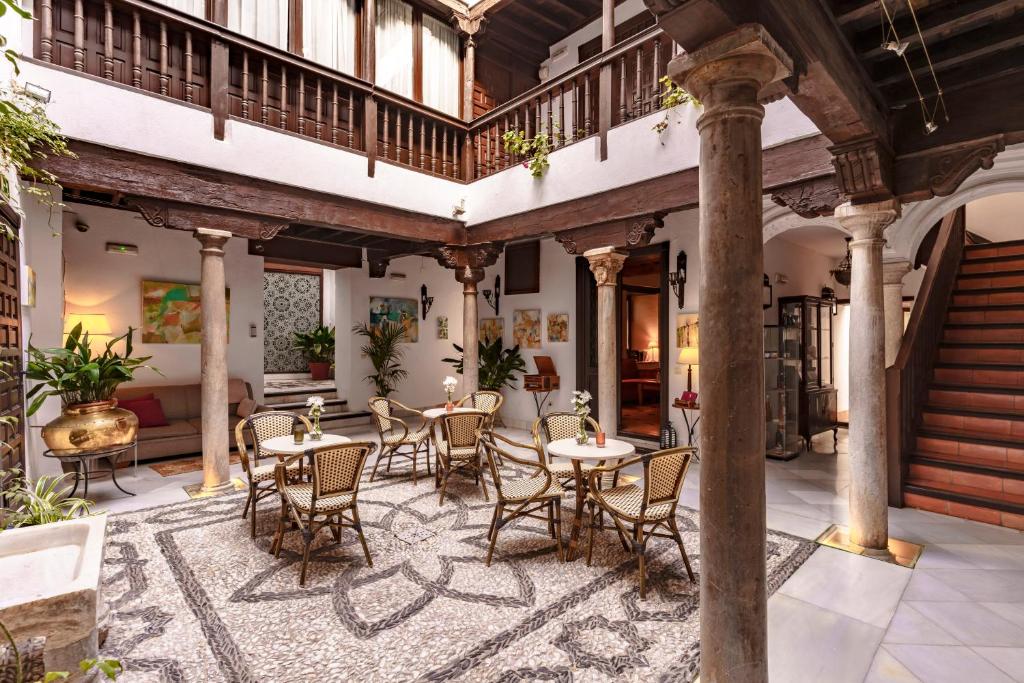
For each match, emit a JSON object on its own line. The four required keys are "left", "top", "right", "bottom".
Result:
{"left": 903, "top": 238, "right": 1024, "bottom": 530}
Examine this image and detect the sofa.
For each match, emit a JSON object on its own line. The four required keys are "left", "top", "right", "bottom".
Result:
{"left": 114, "top": 379, "right": 255, "bottom": 461}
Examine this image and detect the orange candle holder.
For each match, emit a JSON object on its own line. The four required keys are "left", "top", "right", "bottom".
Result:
{"left": 596, "top": 432, "right": 606, "bottom": 447}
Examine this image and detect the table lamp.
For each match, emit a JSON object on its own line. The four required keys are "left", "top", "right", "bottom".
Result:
{"left": 678, "top": 346, "right": 699, "bottom": 393}
{"left": 646, "top": 342, "right": 659, "bottom": 363}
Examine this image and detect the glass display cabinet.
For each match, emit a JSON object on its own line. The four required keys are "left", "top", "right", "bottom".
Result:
{"left": 778, "top": 296, "right": 839, "bottom": 451}
{"left": 764, "top": 325, "right": 802, "bottom": 460}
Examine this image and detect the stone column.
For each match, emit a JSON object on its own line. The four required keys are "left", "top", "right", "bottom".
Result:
{"left": 195, "top": 228, "right": 234, "bottom": 495}
{"left": 835, "top": 200, "right": 900, "bottom": 552}
{"left": 463, "top": 36, "right": 476, "bottom": 122}
{"left": 883, "top": 259, "right": 912, "bottom": 367}
{"left": 672, "top": 27, "right": 791, "bottom": 682}
{"left": 458, "top": 266, "right": 484, "bottom": 395}
{"left": 584, "top": 247, "right": 626, "bottom": 435}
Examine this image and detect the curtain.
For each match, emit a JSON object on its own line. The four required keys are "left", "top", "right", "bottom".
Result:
{"left": 155, "top": 0, "right": 205, "bottom": 18}
{"left": 376, "top": 0, "right": 413, "bottom": 98}
{"left": 228, "top": 0, "right": 288, "bottom": 49}
{"left": 303, "top": 0, "right": 357, "bottom": 73}
{"left": 421, "top": 13, "right": 459, "bottom": 116}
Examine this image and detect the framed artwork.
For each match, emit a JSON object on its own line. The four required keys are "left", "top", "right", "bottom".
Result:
{"left": 142, "top": 280, "right": 230, "bottom": 344}
{"left": 24, "top": 266, "right": 35, "bottom": 307}
{"left": 480, "top": 318, "right": 504, "bottom": 345}
{"left": 513, "top": 309, "right": 541, "bottom": 349}
{"left": 437, "top": 316, "right": 449, "bottom": 340}
{"left": 547, "top": 313, "right": 569, "bottom": 342}
{"left": 369, "top": 296, "right": 418, "bottom": 342}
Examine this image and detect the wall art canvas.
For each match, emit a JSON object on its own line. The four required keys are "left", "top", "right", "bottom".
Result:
{"left": 24, "top": 266, "right": 35, "bottom": 307}
{"left": 369, "top": 296, "right": 418, "bottom": 342}
{"left": 547, "top": 313, "right": 569, "bottom": 342}
{"left": 437, "top": 316, "right": 448, "bottom": 340}
{"left": 480, "top": 318, "right": 504, "bottom": 345}
{"left": 142, "top": 280, "right": 230, "bottom": 344}
{"left": 513, "top": 309, "right": 542, "bottom": 349}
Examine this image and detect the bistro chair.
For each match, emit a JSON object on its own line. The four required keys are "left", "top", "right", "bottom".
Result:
{"left": 235, "top": 411, "right": 313, "bottom": 538}
{"left": 271, "top": 441, "right": 377, "bottom": 586}
{"left": 585, "top": 446, "right": 697, "bottom": 599}
{"left": 532, "top": 411, "right": 604, "bottom": 490}
{"left": 368, "top": 397, "right": 431, "bottom": 484}
{"left": 457, "top": 390, "right": 504, "bottom": 428}
{"left": 479, "top": 430, "right": 564, "bottom": 566}
{"left": 433, "top": 410, "right": 489, "bottom": 506}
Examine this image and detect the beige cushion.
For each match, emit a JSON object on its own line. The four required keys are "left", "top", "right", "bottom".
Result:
{"left": 236, "top": 397, "right": 258, "bottom": 418}
{"left": 138, "top": 420, "right": 198, "bottom": 441}
{"left": 383, "top": 428, "right": 430, "bottom": 445}
{"left": 591, "top": 484, "right": 674, "bottom": 520}
{"left": 502, "top": 477, "right": 563, "bottom": 501}
{"left": 285, "top": 483, "right": 354, "bottom": 513}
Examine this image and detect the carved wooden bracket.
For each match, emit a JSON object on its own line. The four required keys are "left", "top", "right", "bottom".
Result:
{"left": 367, "top": 249, "right": 391, "bottom": 278}
{"left": 126, "top": 196, "right": 291, "bottom": 240}
{"left": 128, "top": 199, "right": 169, "bottom": 228}
{"left": 554, "top": 213, "right": 666, "bottom": 255}
{"left": 452, "top": 13, "right": 485, "bottom": 42}
{"left": 895, "top": 134, "right": 1007, "bottom": 203}
{"left": 829, "top": 136, "right": 895, "bottom": 203}
{"left": 770, "top": 176, "right": 843, "bottom": 218}
{"left": 434, "top": 243, "right": 503, "bottom": 284}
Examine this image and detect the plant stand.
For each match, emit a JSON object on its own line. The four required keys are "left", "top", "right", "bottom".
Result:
{"left": 43, "top": 442, "right": 138, "bottom": 499}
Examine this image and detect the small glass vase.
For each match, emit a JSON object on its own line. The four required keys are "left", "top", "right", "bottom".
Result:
{"left": 576, "top": 415, "right": 589, "bottom": 445}
{"left": 445, "top": 399, "right": 454, "bottom": 412}
{"left": 310, "top": 415, "right": 323, "bottom": 441}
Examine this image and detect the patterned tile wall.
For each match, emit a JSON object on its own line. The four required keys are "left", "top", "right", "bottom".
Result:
{"left": 264, "top": 271, "right": 322, "bottom": 373}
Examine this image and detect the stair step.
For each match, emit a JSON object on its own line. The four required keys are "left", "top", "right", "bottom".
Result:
{"left": 965, "top": 240, "right": 1024, "bottom": 259}
{"left": 961, "top": 254, "right": 1024, "bottom": 274}
{"left": 911, "top": 451, "right": 1024, "bottom": 479}
{"left": 918, "top": 426, "right": 1024, "bottom": 452}
{"left": 953, "top": 287, "right": 1024, "bottom": 306}
{"left": 957, "top": 270, "right": 1024, "bottom": 289}
{"left": 938, "top": 344, "right": 1024, "bottom": 364}
{"left": 944, "top": 324, "right": 1024, "bottom": 343}
{"left": 904, "top": 483, "right": 1024, "bottom": 528}
{"left": 926, "top": 401, "right": 1024, "bottom": 419}
{"left": 933, "top": 362, "right": 1024, "bottom": 388}
{"left": 929, "top": 385, "right": 1024, "bottom": 414}
{"left": 266, "top": 397, "right": 348, "bottom": 412}
{"left": 921, "top": 410, "right": 1024, "bottom": 440}
{"left": 948, "top": 306, "right": 1024, "bottom": 324}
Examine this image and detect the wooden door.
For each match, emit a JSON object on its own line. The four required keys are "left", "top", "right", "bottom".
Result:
{"left": 0, "top": 205, "right": 24, "bottom": 502}
{"left": 575, "top": 256, "right": 599, "bottom": 420}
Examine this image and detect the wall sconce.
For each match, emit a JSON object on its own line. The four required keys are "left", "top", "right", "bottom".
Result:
{"left": 420, "top": 284, "right": 434, "bottom": 320}
{"left": 762, "top": 273, "right": 773, "bottom": 310}
{"left": 483, "top": 275, "right": 501, "bottom": 315}
{"left": 668, "top": 250, "right": 687, "bottom": 310}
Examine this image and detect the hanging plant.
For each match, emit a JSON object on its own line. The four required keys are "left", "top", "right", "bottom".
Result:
{"left": 653, "top": 76, "right": 699, "bottom": 135}
{"left": 502, "top": 128, "right": 552, "bottom": 178}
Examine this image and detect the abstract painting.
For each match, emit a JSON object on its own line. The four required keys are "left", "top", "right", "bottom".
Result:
{"left": 437, "top": 316, "right": 448, "bottom": 340}
{"left": 369, "top": 296, "right": 418, "bottom": 343}
{"left": 480, "top": 318, "right": 503, "bottom": 345}
{"left": 513, "top": 309, "right": 541, "bottom": 349}
{"left": 547, "top": 313, "right": 568, "bottom": 342}
{"left": 142, "top": 280, "right": 229, "bottom": 344}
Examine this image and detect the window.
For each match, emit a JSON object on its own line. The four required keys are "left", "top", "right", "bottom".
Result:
{"left": 303, "top": 0, "right": 358, "bottom": 73}
{"left": 228, "top": 0, "right": 289, "bottom": 50}
{"left": 154, "top": 0, "right": 206, "bottom": 19}
{"left": 421, "top": 13, "right": 459, "bottom": 116}
{"left": 376, "top": 0, "right": 414, "bottom": 98}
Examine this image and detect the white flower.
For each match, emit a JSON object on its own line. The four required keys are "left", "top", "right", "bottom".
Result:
{"left": 306, "top": 396, "right": 325, "bottom": 408}
{"left": 442, "top": 376, "right": 458, "bottom": 390}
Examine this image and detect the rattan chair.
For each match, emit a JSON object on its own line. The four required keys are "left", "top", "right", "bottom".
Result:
{"left": 270, "top": 441, "right": 377, "bottom": 586}
{"left": 235, "top": 411, "right": 313, "bottom": 538}
{"left": 479, "top": 430, "right": 564, "bottom": 566}
{"left": 433, "top": 410, "right": 489, "bottom": 505}
{"left": 585, "top": 447, "right": 696, "bottom": 599}
{"left": 457, "top": 390, "right": 504, "bottom": 428}
{"left": 368, "top": 397, "right": 431, "bottom": 484}
{"left": 532, "top": 411, "right": 604, "bottom": 489}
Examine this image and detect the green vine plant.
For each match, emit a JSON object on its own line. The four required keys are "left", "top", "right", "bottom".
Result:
{"left": 502, "top": 128, "right": 553, "bottom": 178}
{"left": 652, "top": 76, "right": 700, "bottom": 136}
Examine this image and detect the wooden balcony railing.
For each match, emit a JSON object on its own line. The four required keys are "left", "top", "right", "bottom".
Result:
{"left": 885, "top": 205, "right": 966, "bottom": 506}
{"left": 33, "top": 0, "right": 675, "bottom": 184}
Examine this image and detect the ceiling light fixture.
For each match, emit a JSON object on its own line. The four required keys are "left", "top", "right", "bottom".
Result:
{"left": 879, "top": 0, "right": 949, "bottom": 137}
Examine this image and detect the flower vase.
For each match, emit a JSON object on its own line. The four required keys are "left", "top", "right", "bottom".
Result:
{"left": 310, "top": 415, "right": 323, "bottom": 441}
{"left": 445, "top": 401, "right": 454, "bottom": 413}
{"left": 576, "top": 415, "right": 589, "bottom": 445}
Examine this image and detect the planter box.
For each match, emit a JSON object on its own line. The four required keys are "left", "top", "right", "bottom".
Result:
{"left": 0, "top": 514, "right": 108, "bottom": 673}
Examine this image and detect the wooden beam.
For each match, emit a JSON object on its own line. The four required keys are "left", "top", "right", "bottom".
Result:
{"left": 466, "top": 134, "right": 834, "bottom": 242}
{"left": 126, "top": 198, "right": 289, "bottom": 240}
{"left": 43, "top": 141, "right": 465, "bottom": 244}
{"left": 249, "top": 235, "right": 363, "bottom": 268}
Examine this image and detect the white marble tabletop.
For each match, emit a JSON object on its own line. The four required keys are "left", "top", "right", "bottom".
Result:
{"left": 422, "top": 406, "right": 478, "bottom": 420}
{"left": 547, "top": 437, "right": 635, "bottom": 461}
{"left": 260, "top": 433, "right": 352, "bottom": 455}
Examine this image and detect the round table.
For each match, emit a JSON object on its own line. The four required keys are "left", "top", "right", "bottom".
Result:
{"left": 547, "top": 437, "right": 635, "bottom": 561}
{"left": 422, "top": 406, "right": 477, "bottom": 420}
{"left": 259, "top": 433, "right": 352, "bottom": 456}
{"left": 43, "top": 441, "right": 138, "bottom": 499}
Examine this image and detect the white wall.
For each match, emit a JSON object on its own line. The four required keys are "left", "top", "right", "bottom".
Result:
{"left": 540, "top": 0, "right": 649, "bottom": 80}
{"left": 763, "top": 236, "right": 849, "bottom": 321}
{"left": 966, "top": 192, "right": 1024, "bottom": 243}
{"left": 60, "top": 204, "right": 265, "bottom": 399}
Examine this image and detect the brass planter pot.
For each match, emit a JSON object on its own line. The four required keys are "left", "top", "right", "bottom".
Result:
{"left": 41, "top": 399, "right": 139, "bottom": 455}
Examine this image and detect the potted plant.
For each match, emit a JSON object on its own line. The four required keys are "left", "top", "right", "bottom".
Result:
{"left": 293, "top": 325, "right": 336, "bottom": 381}
{"left": 352, "top": 321, "right": 408, "bottom": 397}
{"left": 443, "top": 337, "right": 527, "bottom": 391}
{"left": 26, "top": 324, "right": 158, "bottom": 454}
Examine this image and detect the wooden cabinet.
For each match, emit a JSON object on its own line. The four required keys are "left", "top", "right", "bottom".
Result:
{"left": 778, "top": 296, "right": 839, "bottom": 451}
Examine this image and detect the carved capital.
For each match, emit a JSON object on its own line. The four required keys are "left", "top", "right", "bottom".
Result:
{"left": 882, "top": 259, "right": 913, "bottom": 286}
{"left": 834, "top": 198, "right": 901, "bottom": 242}
{"left": 194, "top": 227, "right": 231, "bottom": 255}
{"left": 830, "top": 136, "right": 895, "bottom": 202}
{"left": 452, "top": 13, "right": 485, "bottom": 39}
{"left": 770, "top": 177, "right": 843, "bottom": 219}
{"left": 434, "top": 243, "right": 502, "bottom": 284}
{"left": 927, "top": 135, "right": 1005, "bottom": 198}
{"left": 584, "top": 247, "right": 627, "bottom": 286}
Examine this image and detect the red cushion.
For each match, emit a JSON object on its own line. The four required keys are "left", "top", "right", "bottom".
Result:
{"left": 118, "top": 393, "right": 154, "bottom": 405}
{"left": 120, "top": 397, "right": 169, "bottom": 428}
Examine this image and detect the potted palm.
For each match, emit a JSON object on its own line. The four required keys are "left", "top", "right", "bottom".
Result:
{"left": 443, "top": 337, "right": 527, "bottom": 391}
{"left": 352, "top": 321, "right": 407, "bottom": 397}
{"left": 26, "top": 324, "right": 158, "bottom": 454}
{"left": 293, "top": 325, "right": 335, "bottom": 380}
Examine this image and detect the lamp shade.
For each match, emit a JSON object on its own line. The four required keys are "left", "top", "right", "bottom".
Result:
{"left": 677, "top": 346, "right": 699, "bottom": 366}
{"left": 64, "top": 313, "right": 112, "bottom": 336}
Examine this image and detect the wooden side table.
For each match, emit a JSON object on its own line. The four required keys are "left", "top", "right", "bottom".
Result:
{"left": 672, "top": 399, "right": 701, "bottom": 449}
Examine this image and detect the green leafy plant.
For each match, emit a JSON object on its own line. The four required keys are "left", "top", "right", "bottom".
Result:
{"left": 0, "top": 469, "right": 92, "bottom": 528}
{"left": 502, "top": 128, "right": 552, "bottom": 178}
{"left": 25, "top": 324, "right": 158, "bottom": 416}
{"left": 1, "top": 617, "right": 122, "bottom": 682}
{"left": 352, "top": 321, "right": 408, "bottom": 397}
{"left": 293, "top": 325, "right": 336, "bottom": 364}
{"left": 653, "top": 76, "right": 699, "bottom": 135}
{"left": 443, "top": 337, "right": 527, "bottom": 391}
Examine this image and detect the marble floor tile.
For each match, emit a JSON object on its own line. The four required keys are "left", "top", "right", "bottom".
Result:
{"left": 882, "top": 603, "right": 960, "bottom": 646}
{"left": 975, "top": 647, "right": 1024, "bottom": 682}
{"left": 885, "top": 645, "right": 1015, "bottom": 683}
{"left": 907, "top": 602, "right": 1024, "bottom": 647}
{"left": 864, "top": 647, "right": 922, "bottom": 683}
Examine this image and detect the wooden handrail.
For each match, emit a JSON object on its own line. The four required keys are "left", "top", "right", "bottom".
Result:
{"left": 885, "top": 205, "right": 966, "bottom": 505}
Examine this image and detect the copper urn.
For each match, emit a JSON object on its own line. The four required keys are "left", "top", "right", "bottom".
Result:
{"left": 41, "top": 399, "right": 139, "bottom": 454}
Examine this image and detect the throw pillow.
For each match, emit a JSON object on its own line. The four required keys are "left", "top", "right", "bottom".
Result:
{"left": 236, "top": 397, "right": 258, "bottom": 419}
{"left": 122, "top": 397, "right": 169, "bottom": 428}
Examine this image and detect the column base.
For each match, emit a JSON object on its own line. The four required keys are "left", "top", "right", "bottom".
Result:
{"left": 816, "top": 524, "right": 924, "bottom": 569}
{"left": 184, "top": 478, "right": 245, "bottom": 499}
